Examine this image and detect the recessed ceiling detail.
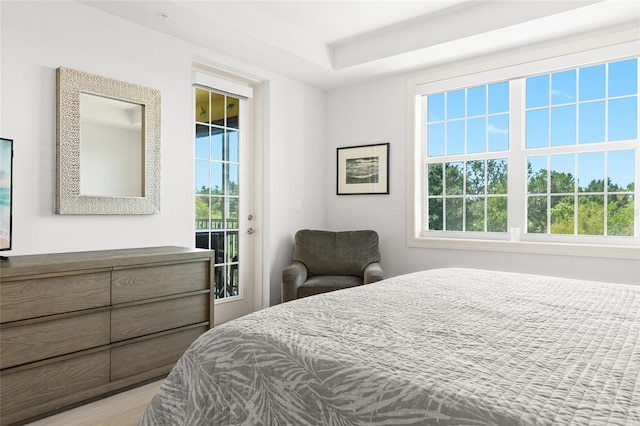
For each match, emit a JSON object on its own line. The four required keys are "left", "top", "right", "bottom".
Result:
{"left": 79, "top": 1, "right": 639, "bottom": 90}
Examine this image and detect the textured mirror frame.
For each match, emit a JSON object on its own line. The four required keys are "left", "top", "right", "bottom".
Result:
{"left": 56, "top": 67, "right": 161, "bottom": 214}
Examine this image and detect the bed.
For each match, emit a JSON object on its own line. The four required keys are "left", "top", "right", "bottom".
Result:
{"left": 138, "top": 268, "right": 640, "bottom": 425}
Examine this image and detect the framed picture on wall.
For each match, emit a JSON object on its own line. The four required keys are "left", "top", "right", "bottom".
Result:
{"left": 0, "top": 137, "right": 13, "bottom": 253}
{"left": 337, "top": 143, "right": 389, "bottom": 195}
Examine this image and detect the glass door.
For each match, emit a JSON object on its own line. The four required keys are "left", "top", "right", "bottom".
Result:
{"left": 194, "top": 86, "right": 262, "bottom": 324}
{"left": 195, "top": 88, "right": 242, "bottom": 301}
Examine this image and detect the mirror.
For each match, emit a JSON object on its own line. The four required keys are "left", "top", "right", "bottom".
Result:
{"left": 56, "top": 67, "right": 161, "bottom": 214}
{"left": 80, "top": 94, "right": 143, "bottom": 197}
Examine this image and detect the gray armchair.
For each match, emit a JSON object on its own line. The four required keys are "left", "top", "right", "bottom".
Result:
{"left": 281, "top": 229, "right": 383, "bottom": 303}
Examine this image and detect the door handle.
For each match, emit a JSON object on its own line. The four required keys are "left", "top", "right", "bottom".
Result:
{"left": 247, "top": 227, "right": 255, "bottom": 235}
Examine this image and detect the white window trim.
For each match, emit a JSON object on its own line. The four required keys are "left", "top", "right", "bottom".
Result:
{"left": 406, "top": 40, "right": 640, "bottom": 260}
{"left": 192, "top": 72, "right": 254, "bottom": 99}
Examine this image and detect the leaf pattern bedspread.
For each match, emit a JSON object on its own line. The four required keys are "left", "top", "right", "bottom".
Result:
{"left": 139, "top": 268, "right": 640, "bottom": 425}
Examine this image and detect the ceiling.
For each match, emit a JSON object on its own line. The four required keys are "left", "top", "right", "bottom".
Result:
{"left": 80, "top": 1, "right": 639, "bottom": 90}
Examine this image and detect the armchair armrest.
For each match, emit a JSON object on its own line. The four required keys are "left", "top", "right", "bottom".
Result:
{"left": 363, "top": 262, "right": 383, "bottom": 284}
{"left": 281, "top": 261, "right": 308, "bottom": 303}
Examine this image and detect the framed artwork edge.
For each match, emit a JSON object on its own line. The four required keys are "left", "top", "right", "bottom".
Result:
{"left": 336, "top": 142, "right": 390, "bottom": 195}
{"left": 0, "top": 137, "right": 13, "bottom": 254}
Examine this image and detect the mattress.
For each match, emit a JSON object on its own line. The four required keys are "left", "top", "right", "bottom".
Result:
{"left": 138, "top": 268, "right": 640, "bottom": 425}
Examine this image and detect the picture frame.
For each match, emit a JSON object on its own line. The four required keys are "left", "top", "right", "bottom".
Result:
{"left": 0, "top": 137, "right": 13, "bottom": 253}
{"left": 337, "top": 143, "right": 389, "bottom": 195}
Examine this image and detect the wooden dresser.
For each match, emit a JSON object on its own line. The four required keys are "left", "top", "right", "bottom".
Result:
{"left": 0, "top": 246, "right": 215, "bottom": 425}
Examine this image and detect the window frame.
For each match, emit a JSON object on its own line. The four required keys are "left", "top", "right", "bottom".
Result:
{"left": 406, "top": 41, "right": 640, "bottom": 260}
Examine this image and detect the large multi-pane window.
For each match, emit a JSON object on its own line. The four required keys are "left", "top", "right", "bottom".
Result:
{"left": 417, "top": 50, "right": 638, "bottom": 247}
{"left": 524, "top": 59, "right": 637, "bottom": 237}
{"left": 425, "top": 82, "right": 510, "bottom": 233}
{"left": 195, "top": 87, "right": 240, "bottom": 299}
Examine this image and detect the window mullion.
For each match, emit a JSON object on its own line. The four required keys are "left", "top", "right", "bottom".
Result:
{"left": 508, "top": 78, "right": 526, "bottom": 238}
{"left": 421, "top": 95, "right": 428, "bottom": 235}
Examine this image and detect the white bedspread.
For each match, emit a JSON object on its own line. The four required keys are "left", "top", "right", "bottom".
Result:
{"left": 139, "top": 268, "right": 640, "bottom": 425}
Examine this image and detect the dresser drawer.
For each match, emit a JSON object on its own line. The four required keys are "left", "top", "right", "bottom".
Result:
{"left": 0, "top": 349, "right": 110, "bottom": 425}
{"left": 111, "top": 293, "right": 209, "bottom": 342}
{"left": 0, "top": 271, "right": 111, "bottom": 323}
{"left": 111, "top": 325, "right": 207, "bottom": 381}
{"left": 111, "top": 261, "right": 209, "bottom": 304}
{"left": 0, "top": 310, "right": 110, "bottom": 369}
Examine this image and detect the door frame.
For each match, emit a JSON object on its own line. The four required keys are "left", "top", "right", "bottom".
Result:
{"left": 192, "top": 70, "right": 267, "bottom": 326}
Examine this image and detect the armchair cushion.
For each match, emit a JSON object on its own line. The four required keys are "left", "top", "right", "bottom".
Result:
{"left": 293, "top": 229, "right": 380, "bottom": 277}
{"left": 298, "top": 275, "right": 364, "bottom": 299}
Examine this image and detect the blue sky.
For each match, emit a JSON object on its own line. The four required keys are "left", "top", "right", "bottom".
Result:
{"left": 195, "top": 127, "right": 239, "bottom": 193}
{"left": 427, "top": 58, "right": 637, "bottom": 189}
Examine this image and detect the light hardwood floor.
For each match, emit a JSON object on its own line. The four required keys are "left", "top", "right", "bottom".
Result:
{"left": 25, "top": 380, "right": 163, "bottom": 426}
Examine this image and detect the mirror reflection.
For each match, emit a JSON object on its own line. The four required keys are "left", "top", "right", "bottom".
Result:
{"left": 80, "top": 93, "right": 144, "bottom": 197}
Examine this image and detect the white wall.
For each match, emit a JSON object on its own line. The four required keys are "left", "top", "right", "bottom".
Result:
{"left": 325, "top": 53, "right": 640, "bottom": 286}
{"left": 0, "top": 1, "right": 326, "bottom": 303}
{"left": 266, "top": 78, "right": 327, "bottom": 305}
